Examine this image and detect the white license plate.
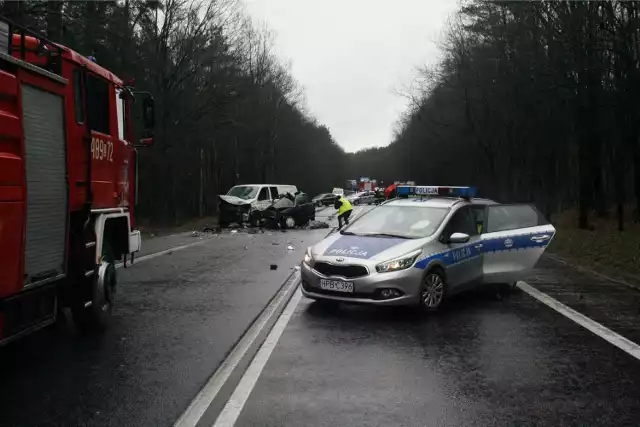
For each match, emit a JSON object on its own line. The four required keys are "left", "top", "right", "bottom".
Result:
{"left": 319, "top": 279, "right": 354, "bottom": 293}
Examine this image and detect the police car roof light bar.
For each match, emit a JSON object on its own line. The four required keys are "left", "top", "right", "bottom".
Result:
{"left": 396, "top": 185, "right": 477, "bottom": 199}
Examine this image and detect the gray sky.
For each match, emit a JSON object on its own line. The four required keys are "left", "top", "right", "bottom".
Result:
{"left": 242, "top": 0, "right": 459, "bottom": 153}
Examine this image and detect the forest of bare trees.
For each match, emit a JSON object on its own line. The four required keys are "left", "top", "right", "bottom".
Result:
{"left": 0, "top": 0, "right": 347, "bottom": 224}
{"left": 353, "top": 0, "right": 640, "bottom": 231}
{"left": 6, "top": 0, "right": 640, "bottom": 233}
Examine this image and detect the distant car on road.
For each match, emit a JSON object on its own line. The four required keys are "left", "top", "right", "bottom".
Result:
{"left": 347, "top": 191, "right": 376, "bottom": 205}
{"left": 301, "top": 185, "right": 555, "bottom": 311}
{"left": 313, "top": 193, "right": 339, "bottom": 207}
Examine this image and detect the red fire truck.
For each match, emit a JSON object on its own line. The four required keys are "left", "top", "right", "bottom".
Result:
{"left": 358, "top": 178, "right": 377, "bottom": 192}
{"left": 0, "top": 17, "right": 155, "bottom": 344}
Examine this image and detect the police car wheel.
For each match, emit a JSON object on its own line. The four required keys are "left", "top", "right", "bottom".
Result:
{"left": 420, "top": 270, "right": 446, "bottom": 310}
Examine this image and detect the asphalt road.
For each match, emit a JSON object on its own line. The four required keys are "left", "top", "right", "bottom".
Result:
{"left": 2, "top": 203, "right": 640, "bottom": 427}
{"left": 234, "top": 289, "right": 640, "bottom": 427}
{"left": 0, "top": 206, "right": 343, "bottom": 427}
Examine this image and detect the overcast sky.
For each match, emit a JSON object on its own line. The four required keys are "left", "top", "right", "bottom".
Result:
{"left": 242, "top": 0, "right": 459, "bottom": 153}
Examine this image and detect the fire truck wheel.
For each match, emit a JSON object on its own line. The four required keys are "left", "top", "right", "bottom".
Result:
{"left": 72, "top": 262, "right": 117, "bottom": 332}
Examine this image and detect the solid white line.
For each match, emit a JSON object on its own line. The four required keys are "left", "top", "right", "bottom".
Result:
{"left": 115, "top": 240, "right": 209, "bottom": 270}
{"left": 212, "top": 289, "right": 303, "bottom": 427}
{"left": 173, "top": 272, "right": 301, "bottom": 427}
{"left": 517, "top": 281, "right": 640, "bottom": 361}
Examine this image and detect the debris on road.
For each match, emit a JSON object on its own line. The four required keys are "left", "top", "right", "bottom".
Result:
{"left": 308, "top": 220, "right": 329, "bottom": 229}
{"left": 191, "top": 231, "right": 199, "bottom": 237}
{"left": 270, "top": 264, "right": 278, "bottom": 270}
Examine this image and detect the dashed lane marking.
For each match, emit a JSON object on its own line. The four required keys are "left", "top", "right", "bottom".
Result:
{"left": 115, "top": 240, "right": 209, "bottom": 269}
{"left": 517, "top": 281, "right": 640, "bottom": 361}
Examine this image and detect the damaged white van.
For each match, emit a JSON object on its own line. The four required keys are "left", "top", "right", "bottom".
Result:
{"left": 218, "top": 184, "right": 298, "bottom": 227}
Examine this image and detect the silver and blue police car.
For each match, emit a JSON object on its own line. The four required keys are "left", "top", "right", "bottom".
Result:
{"left": 301, "top": 186, "right": 556, "bottom": 310}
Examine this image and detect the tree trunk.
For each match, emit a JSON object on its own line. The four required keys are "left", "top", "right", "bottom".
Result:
{"left": 46, "top": 1, "right": 63, "bottom": 41}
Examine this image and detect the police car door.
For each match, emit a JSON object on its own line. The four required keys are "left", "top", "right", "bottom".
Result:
{"left": 480, "top": 204, "right": 555, "bottom": 284}
{"left": 440, "top": 206, "right": 484, "bottom": 292}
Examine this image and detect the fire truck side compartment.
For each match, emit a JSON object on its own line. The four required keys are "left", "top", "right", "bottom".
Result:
{"left": 0, "top": 68, "right": 24, "bottom": 299}
{"left": 22, "top": 84, "right": 68, "bottom": 286}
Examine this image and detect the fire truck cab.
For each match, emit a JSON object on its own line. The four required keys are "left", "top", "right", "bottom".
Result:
{"left": 0, "top": 17, "right": 155, "bottom": 344}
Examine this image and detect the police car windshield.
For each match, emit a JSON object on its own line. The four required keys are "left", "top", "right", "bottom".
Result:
{"left": 227, "top": 186, "right": 259, "bottom": 200}
{"left": 343, "top": 205, "right": 449, "bottom": 239}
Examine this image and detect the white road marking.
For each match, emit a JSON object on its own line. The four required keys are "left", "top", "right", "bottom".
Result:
{"left": 173, "top": 272, "right": 301, "bottom": 427}
{"left": 517, "top": 281, "right": 640, "bottom": 361}
{"left": 212, "top": 289, "right": 303, "bottom": 427}
{"left": 115, "top": 240, "right": 209, "bottom": 269}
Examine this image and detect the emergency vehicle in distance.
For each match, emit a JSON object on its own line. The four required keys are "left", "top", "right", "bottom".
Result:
{"left": 0, "top": 17, "right": 155, "bottom": 345}
{"left": 358, "top": 177, "right": 376, "bottom": 192}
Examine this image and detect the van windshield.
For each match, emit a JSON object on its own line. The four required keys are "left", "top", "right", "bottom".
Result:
{"left": 227, "top": 186, "right": 259, "bottom": 200}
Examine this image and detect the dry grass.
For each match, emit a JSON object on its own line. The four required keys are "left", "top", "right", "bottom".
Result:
{"left": 137, "top": 215, "right": 219, "bottom": 238}
{"left": 548, "top": 208, "right": 640, "bottom": 281}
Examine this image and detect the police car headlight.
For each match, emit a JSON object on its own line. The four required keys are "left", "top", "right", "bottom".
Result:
{"left": 304, "top": 248, "right": 314, "bottom": 266}
{"left": 376, "top": 249, "right": 422, "bottom": 273}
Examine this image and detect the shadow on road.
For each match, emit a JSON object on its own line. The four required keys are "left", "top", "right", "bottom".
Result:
{"left": 301, "top": 288, "right": 521, "bottom": 325}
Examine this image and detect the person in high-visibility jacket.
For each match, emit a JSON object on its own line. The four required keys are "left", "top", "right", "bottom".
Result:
{"left": 334, "top": 195, "right": 353, "bottom": 230}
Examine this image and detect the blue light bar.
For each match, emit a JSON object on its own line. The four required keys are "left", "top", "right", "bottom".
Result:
{"left": 396, "top": 185, "right": 477, "bottom": 198}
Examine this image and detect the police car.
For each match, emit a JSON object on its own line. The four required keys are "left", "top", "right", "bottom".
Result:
{"left": 301, "top": 186, "right": 556, "bottom": 310}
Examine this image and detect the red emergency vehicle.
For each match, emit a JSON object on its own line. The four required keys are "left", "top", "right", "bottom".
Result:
{"left": 358, "top": 178, "right": 376, "bottom": 192}
{"left": 0, "top": 17, "right": 155, "bottom": 344}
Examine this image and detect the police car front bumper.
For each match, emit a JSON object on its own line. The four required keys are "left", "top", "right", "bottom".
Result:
{"left": 300, "top": 260, "right": 423, "bottom": 306}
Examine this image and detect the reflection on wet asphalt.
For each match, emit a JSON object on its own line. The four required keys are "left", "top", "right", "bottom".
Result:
{"left": 235, "top": 289, "right": 640, "bottom": 427}
{"left": 0, "top": 224, "right": 332, "bottom": 427}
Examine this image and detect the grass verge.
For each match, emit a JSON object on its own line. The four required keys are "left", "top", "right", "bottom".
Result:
{"left": 548, "top": 209, "right": 640, "bottom": 284}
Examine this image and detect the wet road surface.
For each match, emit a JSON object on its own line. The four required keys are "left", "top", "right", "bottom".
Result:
{"left": 3, "top": 204, "right": 640, "bottom": 427}
{"left": 233, "top": 289, "right": 640, "bottom": 427}
{"left": 0, "top": 206, "right": 342, "bottom": 427}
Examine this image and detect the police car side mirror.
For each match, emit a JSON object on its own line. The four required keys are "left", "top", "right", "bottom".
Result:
{"left": 449, "top": 232, "right": 470, "bottom": 244}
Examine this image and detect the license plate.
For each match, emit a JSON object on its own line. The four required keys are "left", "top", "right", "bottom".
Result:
{"left": 319, "top": 279, "right": 354, "bottom": 293}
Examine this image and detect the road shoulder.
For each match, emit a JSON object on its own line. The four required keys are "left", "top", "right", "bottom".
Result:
{"left": 525, "top": 256, "right": 640, "bottom": 345}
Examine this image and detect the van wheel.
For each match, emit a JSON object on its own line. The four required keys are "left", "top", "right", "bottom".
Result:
{"left": 249, "top": 211, "right": 261, "bottom": 227}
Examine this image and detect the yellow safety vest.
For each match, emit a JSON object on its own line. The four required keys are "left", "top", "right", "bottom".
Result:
{"left": 338, "top": 197, "right": 352, "bottom": 215}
